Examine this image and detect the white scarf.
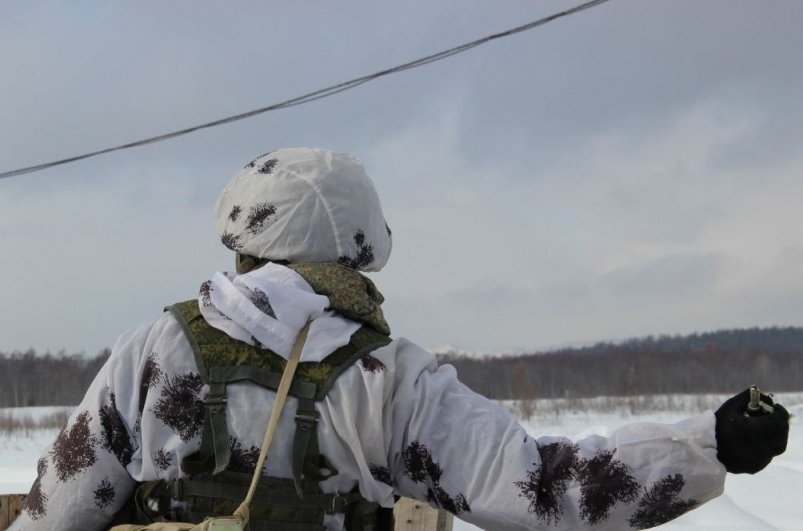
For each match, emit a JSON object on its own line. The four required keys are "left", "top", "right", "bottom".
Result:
{"left": 198, "top": 262, "right": 360, "bottom": 362}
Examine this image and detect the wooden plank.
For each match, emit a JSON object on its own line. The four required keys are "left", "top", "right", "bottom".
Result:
{"left": 0, "top": 495, "right": 9, "bottom": 531}
{"left": 0, "top": 495, "right": 26, "bottom": 531}
{"left": 394, "top": 497, "right": 453, "bottom": 531}
{"left": 8, "top": 496, "right": 25, "bottom": 529}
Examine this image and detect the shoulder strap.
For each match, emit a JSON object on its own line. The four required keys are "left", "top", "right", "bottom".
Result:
{"left": 233, "top": 320, "right": 311, "bottom": 527}
{"left": 167, "top": 300, "right": 211, "bottom": 382}
{"left": 167, "top": 299, "right": 391, "bottom": 398}
{"left": 166, "top": 299, "right": 392, "bottom": 500}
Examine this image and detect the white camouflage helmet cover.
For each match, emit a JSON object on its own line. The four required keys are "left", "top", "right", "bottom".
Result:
{"left": 214, "top": 147, "right": 392, "bottom": 272}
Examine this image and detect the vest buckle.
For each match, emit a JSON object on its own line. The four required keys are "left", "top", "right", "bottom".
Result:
{"left": 203, "top": 394, "right": 227, "bottom": 413}
{"left": 294, "top": 411, "right": 320, "bottom": 431}
{"left": 328, "top": 494, "right": 346, "bottom": 514}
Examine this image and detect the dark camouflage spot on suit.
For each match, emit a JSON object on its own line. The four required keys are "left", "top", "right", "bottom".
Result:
{"left": 152, "top": 372, "right": 205, "bottom": 442}
{"left": 140, "top": 353, "right": 163, "bottom": 413}
{"left": 23, "top": 457, "right": 49, "bottom": 520}
{"left": 403, "top": 441, "right": 442, "bottom": 483}
{"left": 515, "top": 441, "right": 579, "bottom": 525}
{"left": 51, "top": 411, "right": 98, "bottom": 482}
{"left": 142, "top": 353, "right": 163, "bottom": 389}
{"left": 428, "top": 489, "right": 470, "bottom": 516}
{"left": 403, "top": 441, "right": 471, "bottom": 516}
{"left": 338, "top": 230, "right": 375, "bottom": 270}
{"left": 199, "top": 281, "right": 213, "bottom": 307}
{"left": 629, "top": 474, "right": 698, "bottom": 529}
{"left": 258, "top": 158, "right": 279, "bottom": 175}
{"left": 369, "top": 463, "right": 392, "bottom": 485}
{"left": 94, "top": 478, "right": 115, "bottom": 509}
{"left": 99, "top": 392, "right": 134, "bottom": 466}
{"left": 229, "top": 437, "right": 261, "bottom": 473}
{"left": 245, "top": 202, "right": 276, "bottom": 234}
{"left": 250, "top": 287, "right": 275, "bottom": 317}
{"left": 221, "top": 232, "right": 242, "bottom": 251}
{"left": 360, "top": 354, "right": 386, "bottom": 374}
{"left": 576, "top": 450, "right": 639, "bottom": 525}
{"left": 245, "top": 152, "right": 274, "bottom": 169}
{"left": 153, "top": 448, "right": 173, "bottom": 471}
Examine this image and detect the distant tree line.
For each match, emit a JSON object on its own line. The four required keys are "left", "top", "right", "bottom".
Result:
{"left": 439, "top": 327, "right": 803, "bottom": 400}
{"left": 2, "top": 327, "right": 802, "bottom": 407}
{"left": 0, "top": 349, "right": 109, "bottom": 407}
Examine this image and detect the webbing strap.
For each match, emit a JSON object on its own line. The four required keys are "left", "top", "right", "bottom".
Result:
{"left": 203, "top": 381, "right": 230, "bottom": 475}
{"left": 292, "top": 397, "right": 322, "bottom": 497}
{"left": 180, "top": 389, "right": 228, "bottom": 476}
{"left": 194, "top": 366, "right": 321, "bottom": 476}
{"left": 176, "top": 478, "right": 338, "bottom": 508}
{"left": 209, "top": 366, "right": 318, "bottom": 400}
{"left": 233, "top": 321, "right": 312, "bottom": 526}
{"left": 175, "top": 477, "right": 367, "bottom": 514}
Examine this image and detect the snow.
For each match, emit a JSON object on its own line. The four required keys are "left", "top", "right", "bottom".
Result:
{"left": 1, "top": 397, "right": 800, "bottom": 530}
{"left": 0, "top": 407, "right": 72, "bottom": 494}
{"left": 0, "top": 432, "right": 59, "bottom": 493}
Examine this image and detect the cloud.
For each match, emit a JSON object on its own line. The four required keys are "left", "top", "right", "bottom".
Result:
{"left": 601, "top": 253, "right": 726, "bottom": 301}
{"left": 2, "top": 1, "right": 803, "bottom": 355}
{"left": 369, "top": 84, "right": 803, "bottom": 350}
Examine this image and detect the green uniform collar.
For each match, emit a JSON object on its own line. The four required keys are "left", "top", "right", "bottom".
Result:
{"left": 287, "top": 263, "right": 390, "bottom": 336}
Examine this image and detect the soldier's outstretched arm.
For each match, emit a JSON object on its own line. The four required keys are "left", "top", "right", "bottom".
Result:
{"left": 382, "top": 338, "right": 734, "bottom": 531}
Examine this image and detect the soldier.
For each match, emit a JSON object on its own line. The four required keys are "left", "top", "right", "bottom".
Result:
{"left": 12, "top": 147, "right": 789, "bottom": 530}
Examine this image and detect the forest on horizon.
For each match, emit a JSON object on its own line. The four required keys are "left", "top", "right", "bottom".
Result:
{"left": 439, "top": 326, "right": 803, "bottom": 400}
{"left": 0, "top": 326, "right": 801, "bottom": 407}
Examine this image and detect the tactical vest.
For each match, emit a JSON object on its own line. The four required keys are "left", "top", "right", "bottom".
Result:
{"left": 136, "top": 298, "right": 393, "bottom": 531}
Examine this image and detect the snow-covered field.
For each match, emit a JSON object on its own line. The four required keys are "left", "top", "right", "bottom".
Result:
{"left": 2, "top": 395, "right": 801, "bottom": 530}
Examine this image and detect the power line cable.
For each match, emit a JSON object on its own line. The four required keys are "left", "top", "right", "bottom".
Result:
{"left": 0, "top": 0, "right": 611, "bottom": 180}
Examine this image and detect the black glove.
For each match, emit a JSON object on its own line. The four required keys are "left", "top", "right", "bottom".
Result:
{"left": 715, "top": 388, "right": 790, "bottom": 474}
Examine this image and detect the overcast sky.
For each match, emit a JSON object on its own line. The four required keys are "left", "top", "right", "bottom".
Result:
{"left": 1, "top": 0, "right": 802, "bottom": 356}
